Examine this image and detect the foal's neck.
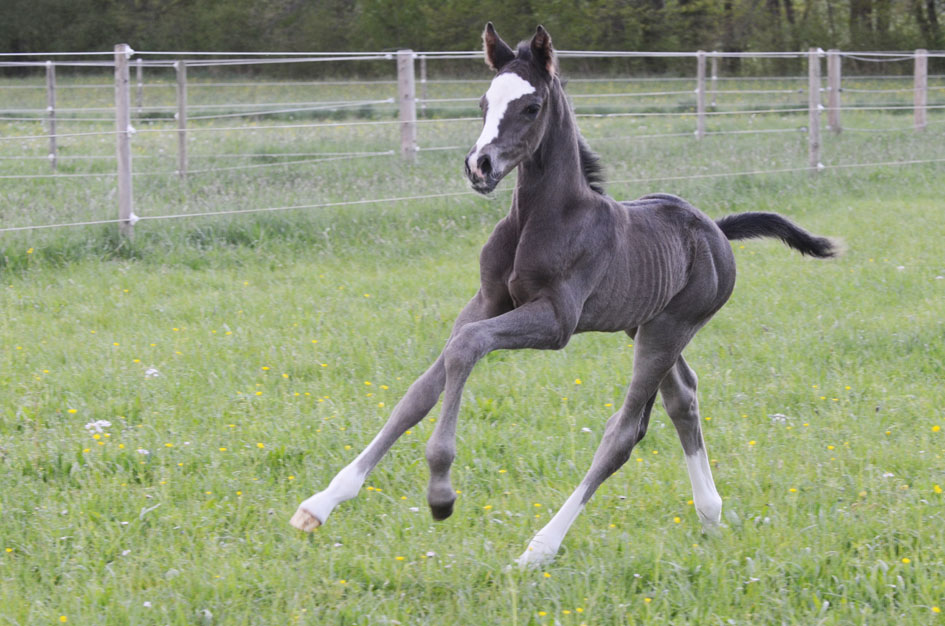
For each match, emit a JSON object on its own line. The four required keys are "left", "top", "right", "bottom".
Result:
{"left": 515, "top": 79, "right": 591, "bottom": 213}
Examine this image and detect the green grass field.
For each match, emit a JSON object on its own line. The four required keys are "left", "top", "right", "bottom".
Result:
{"left": 2, "top": 71, "right": 945, "bottom": 624}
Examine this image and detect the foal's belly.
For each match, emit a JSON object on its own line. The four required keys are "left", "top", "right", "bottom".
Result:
{"left": 575, "top": 284, "right": 672, "bottom": 333}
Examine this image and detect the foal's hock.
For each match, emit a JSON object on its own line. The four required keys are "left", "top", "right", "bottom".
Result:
{"left": 291, "top": 23, "right": 838, "bottom": 567}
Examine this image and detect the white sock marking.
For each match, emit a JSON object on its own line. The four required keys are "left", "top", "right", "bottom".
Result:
{"left": 467, "top": 72, "right": 536, "bottom": 173}
{"left": 685, "top": 451, "right": 722, "bottom": 525}
{"left": 516, "top": 484, "right": 587, "bottom": 567}
{"left": 298, "top": 430, "right": 386, "bottom": 524}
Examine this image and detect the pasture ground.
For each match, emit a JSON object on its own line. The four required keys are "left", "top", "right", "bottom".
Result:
{"left": 1, "top": 73, "right": 945, "bottom": 624}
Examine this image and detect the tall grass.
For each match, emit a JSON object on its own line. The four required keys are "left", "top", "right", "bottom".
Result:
{"left": 1, "top": 73, "right": 944, "bottom": 624}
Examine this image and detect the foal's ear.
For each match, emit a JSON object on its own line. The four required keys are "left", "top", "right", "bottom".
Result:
{"left": 530, "top": 25, "right": 556, "bottom": 77}
{"left": 482, "top": 22, "right": 515, "bottom": 71}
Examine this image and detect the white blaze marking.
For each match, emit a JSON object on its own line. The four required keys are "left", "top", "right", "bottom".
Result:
{"left": 468, "top": 72, "right": 536, "bottom": 172}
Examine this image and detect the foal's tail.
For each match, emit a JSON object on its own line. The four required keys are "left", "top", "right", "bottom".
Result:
{"left": 716, "top": 212, "right": 840, "bottom": 258}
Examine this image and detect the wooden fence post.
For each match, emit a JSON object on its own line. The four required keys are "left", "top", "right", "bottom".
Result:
{"left": 114, "top": 44, "right": 135, "bottom": 238}
{"left": 710, "top": 52, "right": 718, "bottom": 108}
{"left": 696, "top": 50, "right": 706, "bottom": 139}
{"left": 808, "top": 48, "right": 822, "bottom": 172}
{"left": 397, "top": 50, "right": 417, "bottom": 160}
{"left": 419, "top": 54, "right": 427, "bottom": 116}
{"left": 176, "top": 60, "right": 187, "bottom": 179}
{"left": 136, "top": 58, "right": 144, "bottom": 116}
{"left": 45, "top": 61, "right": 57, "bottom": 171}
{"left": 827, "top": 49, "right": 841, "bottom": 133}
{"left": 914, "top": 49, "right": 928, "bottom": 131}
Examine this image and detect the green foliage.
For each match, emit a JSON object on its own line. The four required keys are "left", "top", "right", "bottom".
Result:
{"left": 2, "top": 0, "right": 943, "bottom": 59}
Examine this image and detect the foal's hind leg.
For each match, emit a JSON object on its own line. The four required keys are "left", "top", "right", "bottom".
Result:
{"left": 516, "top": 317, "right": 696, "bottom": 567}
{"left": 660, "top": 356, "right": 722, "bottom": 526}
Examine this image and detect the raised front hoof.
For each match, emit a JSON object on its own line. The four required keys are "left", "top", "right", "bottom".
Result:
{"left": 429, "top": 500, "right": 455, "bottom": 521}
{"left": 289, "top": 507, "right": 323, "bottom": 532}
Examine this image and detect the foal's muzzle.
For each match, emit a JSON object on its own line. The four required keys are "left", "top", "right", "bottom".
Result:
{"left": 465, "top": 147, "right": 501, "bottom": 194}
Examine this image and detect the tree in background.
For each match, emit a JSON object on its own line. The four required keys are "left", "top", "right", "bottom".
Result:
{"left": 1, "top": 0, "right": 941, "bottom": 58}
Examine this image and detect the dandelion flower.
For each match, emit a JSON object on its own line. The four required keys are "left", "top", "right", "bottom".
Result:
{"left": 901, "top": 557, "right": 911, "bottom": 564}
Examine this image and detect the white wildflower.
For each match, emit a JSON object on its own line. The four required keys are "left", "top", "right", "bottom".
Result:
{"left": 84, "top": 419, "right": 112, "bottom": 433}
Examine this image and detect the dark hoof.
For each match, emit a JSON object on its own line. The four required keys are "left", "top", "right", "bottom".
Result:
{"left": 430, "top": 501, "right": 455, "bottom": 521}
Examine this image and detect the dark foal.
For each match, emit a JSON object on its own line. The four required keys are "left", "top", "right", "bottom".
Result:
{"left": 291, "top": 23, "right": 837, "bottom": 567}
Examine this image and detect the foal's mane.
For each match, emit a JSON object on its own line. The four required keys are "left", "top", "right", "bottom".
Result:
{"left": 578, "top": 135, "right": 605, "bottom": 195}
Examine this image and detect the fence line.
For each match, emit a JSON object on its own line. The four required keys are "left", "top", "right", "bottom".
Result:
{"left": 3, "top": 46, "right": 944, "bottom": 237}
{"left": 4, "top": 155, "right": 945, "bottom": 234}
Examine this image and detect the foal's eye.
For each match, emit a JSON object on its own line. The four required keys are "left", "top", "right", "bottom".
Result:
{"left": 523, "top": 103, "right": 541, "bottom": 118}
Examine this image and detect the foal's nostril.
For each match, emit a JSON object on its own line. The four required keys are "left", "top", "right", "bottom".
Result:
{"left": 477, "top": 155, "right": 492, "bottom": 177}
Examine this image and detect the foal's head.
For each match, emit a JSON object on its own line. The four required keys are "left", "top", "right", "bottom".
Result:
{"left": 465, "top": 23, "right": 558, "bottom": 194}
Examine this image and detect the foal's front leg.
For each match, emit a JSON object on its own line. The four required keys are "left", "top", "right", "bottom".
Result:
{"left": 424, "top": 298, "right": 578, "bottom": 520}
{"left": 290, "top": 294, "right": 499, "bottom": 531}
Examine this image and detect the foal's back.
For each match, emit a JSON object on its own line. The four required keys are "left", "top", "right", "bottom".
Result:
{"left": 574, "top": 192, "right": 737, "bottom": 334}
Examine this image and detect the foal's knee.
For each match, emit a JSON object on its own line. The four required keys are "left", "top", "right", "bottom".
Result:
{"left": 443, "top": 326, "right": 486, "bottom": 377}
